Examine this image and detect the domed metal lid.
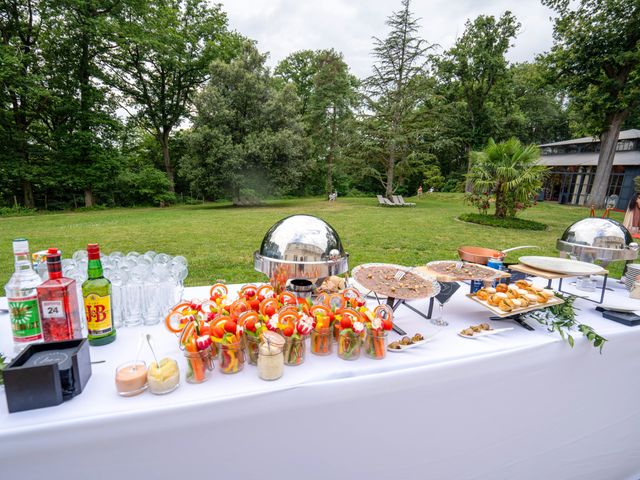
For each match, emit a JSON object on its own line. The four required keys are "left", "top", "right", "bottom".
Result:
{"left": 556, "top": 218, "right": 638, "bottom": 262}
{"left": 254, "top": 215, "right": 349, "bottom": 285}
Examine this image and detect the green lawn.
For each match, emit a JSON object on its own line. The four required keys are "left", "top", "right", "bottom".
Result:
{"left": 0, "top": 194, "right": 626, "bottom": 286}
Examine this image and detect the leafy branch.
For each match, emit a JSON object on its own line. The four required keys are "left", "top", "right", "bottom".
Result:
{"left": 523, "top": 293, "right": 607, "bottom": 353}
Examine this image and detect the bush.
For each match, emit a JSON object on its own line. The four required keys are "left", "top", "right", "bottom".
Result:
{"left": 116, "top": 165, "right": 176, "bottom": 206}
{"left": 459, "top": 213, "right": 547, "bottom": 231}
{"left": 441, "top": 177, "right": 465, "bottom": 193}
{"left": 0, "top": 206, "right": 37, "bottom": 217}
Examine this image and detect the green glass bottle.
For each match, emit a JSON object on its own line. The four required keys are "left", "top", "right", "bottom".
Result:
{"left": 82, "top": 243, "right": 116, "bottom": 346}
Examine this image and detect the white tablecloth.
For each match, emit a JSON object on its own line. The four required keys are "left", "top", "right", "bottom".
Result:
{"left": 1, "top": 281, "right": 640, "bottom": 480}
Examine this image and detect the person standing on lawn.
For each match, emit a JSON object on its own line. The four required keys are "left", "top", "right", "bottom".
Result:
{"left": 623, "top": 193, "right": 640, "bottom": 234}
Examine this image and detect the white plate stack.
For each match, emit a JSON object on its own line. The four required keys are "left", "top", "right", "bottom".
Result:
{"left": 625, "top": 264, "right": 640, "bottom": 290}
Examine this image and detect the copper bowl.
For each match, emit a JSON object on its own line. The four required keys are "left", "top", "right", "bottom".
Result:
{"left": 457, "top": 245, "right": 538, "bottom": 265}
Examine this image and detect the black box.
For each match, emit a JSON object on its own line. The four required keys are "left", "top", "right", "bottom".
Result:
{"left": 2, "top": 338, "right": 92, "bottom": 413}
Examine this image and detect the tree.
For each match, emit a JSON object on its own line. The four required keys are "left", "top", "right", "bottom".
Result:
{"left": 543, "top": 0, "right": 640, "bottom": 208}
{"left": 102, "top": 0, "right": 240, "bottom": 192}
{"left": 434, "top": 12, "right": 520, "bottom": 189}
{"left": 501, "top": 62, "right": 569, "bottom": 145}
{"left": 43, "top": 0, "right": 123, "bottom": 207}
{"left": 0, "top": 0, "right": 49, "bottom": 207}
{"left": 467, "top": 138, "right": 547, "bottom": 218}
{"left": 274, "top": 50, "right": 318, "bottom": 117}
{"left": 180, "top": 42, "right": 307, "bottom": 205}
{"left": 307, "top": 49, "right": 359, "bottom": 195}
{"left": 364, "top": 0, "right": 432, "bottom": 198}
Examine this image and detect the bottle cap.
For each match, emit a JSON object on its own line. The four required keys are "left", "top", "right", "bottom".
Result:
{"left": 87, "top": 243, "right": 100, "bottom": 260}
{"left": 12, "top": 238, "right": 29, "bottom": 255}
{"left": 47, "top": 248, "right": 61, "bottom": 262}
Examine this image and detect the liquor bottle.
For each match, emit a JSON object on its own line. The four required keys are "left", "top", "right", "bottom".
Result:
{"left": 4, "top": 238, "right": 44, "bottom": 352}
{"left": 82, "top": 243, "right": 116, "bottom": 346}
{"left": 36, "top": 248, "right": 82, "bottom": 342}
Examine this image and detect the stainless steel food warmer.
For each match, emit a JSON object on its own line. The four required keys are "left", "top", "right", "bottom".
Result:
{"left": 254, "top": 215, "right": 349, "bottom": 291}
{"left": 556, "top": 218, "right": 639, "bottom": 266}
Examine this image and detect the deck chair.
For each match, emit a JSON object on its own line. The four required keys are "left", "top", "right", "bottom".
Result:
{"left": 399, "top": 195, "right": 416, "bottom": 207}
{"left": 393, "top": 195, "right": 416, "bottom": 207}
{"left": 376, "top": 195, "right": 397, "bottom": 207}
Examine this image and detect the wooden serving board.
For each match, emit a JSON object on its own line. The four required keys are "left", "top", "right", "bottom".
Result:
{"left": 465, "top": 293, "right": 564, "bottom": 318}
{"left": 416, "top": 264, "right": 510, "bottom": 283}
{"left": 508, "top": 263, "right": 608, "bottom": 280}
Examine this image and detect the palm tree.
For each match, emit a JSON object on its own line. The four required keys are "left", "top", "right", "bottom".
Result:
{"left": 468, "top": 138, "right": 548, "bottom": 218}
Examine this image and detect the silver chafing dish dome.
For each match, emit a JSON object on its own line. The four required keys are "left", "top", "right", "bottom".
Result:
{"left": 556, "top": 218, "right": 639, "bottom": 265}
{"left": 254, "top": 215, "right": 349, "bottom": 288}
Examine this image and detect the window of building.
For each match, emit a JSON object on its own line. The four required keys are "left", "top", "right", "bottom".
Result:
{"left": 608, "top": 173, "right": 625, "bottom": 197}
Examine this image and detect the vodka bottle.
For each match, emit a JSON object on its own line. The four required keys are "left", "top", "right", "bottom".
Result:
{"left": 4, "top": 238, "right": 44, "bottom": 352}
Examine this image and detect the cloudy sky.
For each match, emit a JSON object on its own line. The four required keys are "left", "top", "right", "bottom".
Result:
{"left": 218, "top": 0, "right": 557, "bottom": 79}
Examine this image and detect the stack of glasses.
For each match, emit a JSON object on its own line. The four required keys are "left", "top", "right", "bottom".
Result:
{"left": 625, "top": 263, "right": 640, "bottom": 291}
{"left": 37, "top": 250, "right": 188, "bottom": 328}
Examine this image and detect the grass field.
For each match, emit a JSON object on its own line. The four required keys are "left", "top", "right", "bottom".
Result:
{"left": 0, "top": 194, "right": 626, "bottom": 286}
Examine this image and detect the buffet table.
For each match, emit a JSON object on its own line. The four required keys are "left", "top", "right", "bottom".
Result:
{"left": 2, "top": 281, "right": 640, "bottom": 480}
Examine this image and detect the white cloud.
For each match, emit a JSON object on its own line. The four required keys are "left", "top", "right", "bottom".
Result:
{"left": 219, "top": 0, "right": 556, "bottom": 78}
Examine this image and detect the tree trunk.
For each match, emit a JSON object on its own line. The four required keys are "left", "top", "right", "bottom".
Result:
{"left": 159, "top": 130, "right": 175, "bottom": 192}
{"left": 327, "top": 107, "right": 336, "bottom": 195}
{"left": 84, "top": 188, "right": 94, "bottom": 207}
{"left": 22, "top": 180, "right": 35, "bottom": 209}
{"left": 587, "top": 112, "right": 627, "bottom": 208}
{"left": 494, "top": 184, "right": 506, "bottom": 218}
{"left": 464, "top": 144, "right": 473, "bottom": 193}
{"left": 385, "top": 155, "right": 395, "bottom": 198}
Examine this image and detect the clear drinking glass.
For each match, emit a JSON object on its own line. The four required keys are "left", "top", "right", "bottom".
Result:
{"left": 430, "top": 299, "right": 448, "bottom": 326}
{"left": 124, "top": 265, "right": 146, "bottom": 327}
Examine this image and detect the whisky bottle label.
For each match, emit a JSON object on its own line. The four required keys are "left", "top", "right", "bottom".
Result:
{"left": 84, "top": 293, "right": 113, "bottom": 336}
{"left": 8, "top": 295, "right": 43, "bottom": 342}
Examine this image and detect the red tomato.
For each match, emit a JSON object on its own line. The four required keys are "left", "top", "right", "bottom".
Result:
{"left": 245, "top": 319, "right": 257, "bottom": 332}
{"left": 283, "top": 325, "right": 294, "bottom": 337}
{"left": 248, "top": 298, "right": 260, "bottom": 311}
{"left": 199, "top": 324, "right": 211, "bottom": 336}
{"left": 224, "top": 321, "right": 237, "bottom": 334}
{"left": 340, "top": 316, "right": 352, "bottom": 329}
{"left": 382, "top": 319, "right": 393, "bottom": 331}
{"left": 263, "top": 304, "right": 276, "bottom": 317}
{"left": 212, "top": 326, "right": 224, "bottom": 338}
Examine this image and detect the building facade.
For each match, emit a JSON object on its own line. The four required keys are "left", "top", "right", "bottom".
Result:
{"left": 538, "top": 129, "right": 640, "bottom": 210}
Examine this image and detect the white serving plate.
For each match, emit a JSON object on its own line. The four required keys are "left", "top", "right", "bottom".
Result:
{"left": 387, "top": 331, "right": 440, "bottom": 352}
{"left": 519, "top": 256, "right": 604, "bottom": 276}
{"left": 599, "top": 303, "right": 640, "bottom": 313}
{"left": 458, "top": 327, "right": 514, "bottom": 339}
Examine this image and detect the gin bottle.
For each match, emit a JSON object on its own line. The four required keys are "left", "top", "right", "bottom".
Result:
{"left": 36, "top": 248, "right": 82, "bottom": 342}
{"left": 4, "top": 238, "right": 44, "bottom": 352}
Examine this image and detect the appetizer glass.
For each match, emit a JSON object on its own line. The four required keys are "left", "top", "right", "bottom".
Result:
{"left": 147, "top": 358, "right": 180, "bottom": 395}
{"left": 115, "top": 361, "right": 148, "bottom": 397}
{"left": 257, "top": 342, "right": 284, "bottom": 381}
{"left": 183, "top": 346, "right": 214, "bottom": 384}
{"left": 311, "top": 328, "right": 333, "bottom": 356}
{"left": 244, "top": 334, "right": 261, "bottom": 366}
{"left": 218, "top": 342, "right": 245, "bottom": 374}
{"left": 283, "top": 335, "right": 305, "bottom": 366}
{"left": 338, "top": 330, "right": 361, "bottom": 361}
{"left": 364, "top": 329, "right": 387, "bottom": 360}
